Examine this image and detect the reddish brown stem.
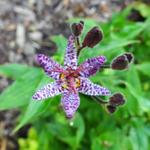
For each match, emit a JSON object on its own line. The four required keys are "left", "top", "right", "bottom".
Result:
{"left": 77, "top": 45, "right": 85, "bottom": 57}
{"left": 76, "top": 37, "right": 80, "bottom": 48}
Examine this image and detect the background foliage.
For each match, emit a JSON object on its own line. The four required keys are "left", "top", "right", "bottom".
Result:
{"left": 0, "top": 3, "right": 150, "bottom": 150}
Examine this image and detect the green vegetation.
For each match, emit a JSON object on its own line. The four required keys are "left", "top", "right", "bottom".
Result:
{"left": 0, "top": 3, "right": 150, "bottom": 150}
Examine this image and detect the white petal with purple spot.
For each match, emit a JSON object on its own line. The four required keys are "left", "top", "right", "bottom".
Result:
{"left": 33, "top": 81, "right": 63, "bottom": 100}
{"left": 78, "top": 56, "right": 106, "bottom": 77}
{"left": 37, "top": 54, "right": 64, "bottom": 80}
{"left": 64, "top": 36, "right": 77, "bottom": 70}
{"left": 78, "top": 77, "right": 110, "bottom": 96}
{"left": 61, "top": 90, "right": 80, "bottom": 118}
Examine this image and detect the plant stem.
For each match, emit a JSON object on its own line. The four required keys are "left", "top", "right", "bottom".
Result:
{"left": 91, "top": 96, "right": 109, "bottom": 105}
{"left": 77, "top": 45, "right": 85, "bottom": 57}
{"left": 75, "top": 37, "right": 80, "bottom": 50}
{"left": 75, "top": 36, "right": 83, "bottom": 57}
{"left": 76, "top": 37, "right": 80, "bottom": 48}
{"left": 101, "top": 64, "right": 111, "bottom": 69}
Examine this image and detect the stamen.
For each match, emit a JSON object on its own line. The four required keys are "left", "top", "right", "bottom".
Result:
{"left": 62, "top": 83, "right": 68, "bottom": 89}
{"left": 60, "top": 73, "right": 65, "bottom": 80}
{"left": 75, "top": 78, "right": 80, "bottom": 88}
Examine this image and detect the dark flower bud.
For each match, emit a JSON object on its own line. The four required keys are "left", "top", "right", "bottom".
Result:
{"left": 128, "top": 9, "right": 146, "bottom": 22}
{"left": 106, "top": 105, "right": 117, "bottom": 114}
{"left": 71, "top": 21, "right": 84, "bottom": 37}
{"left": 109, "top": 93, "right": 125, "bottom": 107}
{"left": 82, "top": 26, "right": 103, "bottom": 48}
{"left": 111, "top": 55, "right": 128, "bottom": 70}
{"left": 124, "top": 52, "right": 134, "bottom": 63}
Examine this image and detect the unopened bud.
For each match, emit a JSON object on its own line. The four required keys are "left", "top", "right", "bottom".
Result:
{"left": 82, "top": 27, "right": 103, "bottom": 48}
{"left": 111, "top": 55, "right": 128, "bottom": 70}
{"left": 106, "top": 105, "right": 116, "bottom": 114}
{"left": 111, "top": 53, "right": 134, "bottom": 70}
{"left": 128, "top": 9, "right": 146, "bottom": 22}
{"left": 124, "top": 52, "right": 134, "bottom": 63}
{"left": 109, "top": 93, "right": 125, "bottom": 107}
{"left": 71, "top": 21, "right": 84, "bottom": 37}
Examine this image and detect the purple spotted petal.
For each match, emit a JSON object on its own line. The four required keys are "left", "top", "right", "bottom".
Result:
{"left": 61, "top": 91, "right": 80, "bottom": 119}
{"left": 78, "top": 56, "right": 106, "bottom": 78}
{"left": 64, "top": 36, "right": 77, "bottom": 70}
{"left": 33, "top": 81, "right": 63, "bottom": 100}
{"left": 37, "top": 54, "right": 64, "bottom": 80}
{"left": 78, "top": 77, "right": 110, "bottom": 96}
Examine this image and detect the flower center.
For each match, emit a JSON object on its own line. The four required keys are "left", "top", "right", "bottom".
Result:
{"left": 60, "top": 70, "right": 80, "bottom": 90}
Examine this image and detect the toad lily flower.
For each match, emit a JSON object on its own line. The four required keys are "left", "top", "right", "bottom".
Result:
{"left": 33, "top": 36, "right": 110, "bottom": 118}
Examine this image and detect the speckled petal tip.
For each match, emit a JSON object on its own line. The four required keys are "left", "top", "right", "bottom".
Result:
{"left": 33, "top": 82, "right": 63, "bottom": 100}
{"left": 37, "top": 54, "right": 64, "bottom": 80}
{"left": 61, "top": 91, "right": 80, "bottom": 118}
{"left": 78, "top": 56, "right": 106, "bottom": 78}
{"left": 78, "top": 77, "right": 110, "bottom": 96}
{"left": 64, "top": 36, "right": 77, "bottom": 70}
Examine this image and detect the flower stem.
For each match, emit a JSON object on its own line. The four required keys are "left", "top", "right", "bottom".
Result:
{"left": 91, "top": 96, "right": 109, "bottom": 105}
{"left": 75, "top": 37, "right": 80, "bottom": 50}
{"left": 101, "top": 64, "right": 111, "bottom": 69}
{"left": 75, "top": 36, "right": 84, "bottom": 57}
{"left": 77, "top": 45, "right": 85, "bottom": 57}
{"left": 76, "top": 37, "right": 80, "bottom": 47}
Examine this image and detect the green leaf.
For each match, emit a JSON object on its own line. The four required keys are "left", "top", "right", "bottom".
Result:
{"left": 0, "top": 68, "right": 43, "bottom": 110}
{"left": 72, "top": 113, "right": 85, "bottom": 148}
{"left": 47, "top": 122, "right": 76, "bottom": 148}
{"left": 129, "top": 126, "right": 149, "bottom": 150}
{"left": 99, "top": 40, "right": 139, "bottom": 53}
{"left": 136, "top": 63, "right": 150, "bottom": 77}
{"left": 113, "top": 21, "right": 150, "bottom": 40}
{"left": 46, "top": 113, "right": 84, "bottom": 150}
{"left": 129, "top": 128, "right": 140, "bottom": 150}
{"left": 127, "top": 65, "right": 142, "bottom": 94}
{"left": 14, "top": 75, "right": 52, "bottom": 131}
{"left": 125, "top": 82, "right": 150, "bottom": 113}
{"left": 91, "top": 138, "right": 102, "bottom": 150}
{"left": 51, "top": 35, "right": 67, "bottom": 63}
{"left": 133, "top": 2, "right": 150, "bottom": 17}
{"left": 0, "top": 63, "right": 32, "bottom": 80}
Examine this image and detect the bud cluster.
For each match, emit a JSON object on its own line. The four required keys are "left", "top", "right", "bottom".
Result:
{"left": 71, "top": 21, "right": 103, "bottom": 56}
{"left": 70, "top": 21, "right": 134, "bottom": 115}
{"left": 111, "top": 53, "right": 134, "bottom": 70}
{"left": 106, "top": 93, "right": 125, "bottom": 113}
